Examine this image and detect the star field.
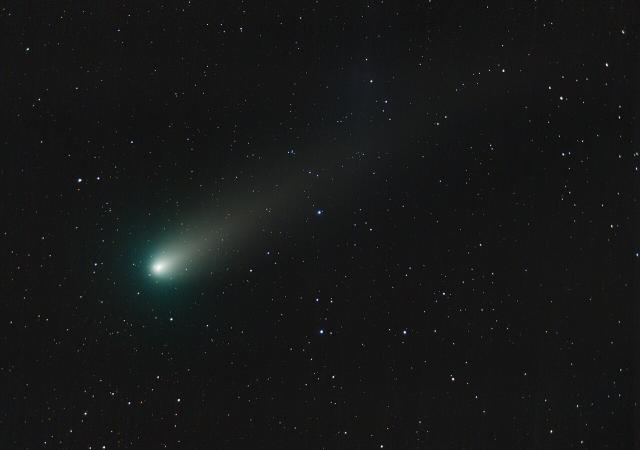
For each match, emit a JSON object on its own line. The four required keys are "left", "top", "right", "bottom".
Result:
{"left": 3, "top": 1, "right": 638, "bottom": 448}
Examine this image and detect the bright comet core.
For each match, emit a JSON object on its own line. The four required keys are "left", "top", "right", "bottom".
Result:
{"left": 152, "top": 262, "right": 165, "bottom": 274}
{"left": 150, "top": 257, "right": 176, "bottom": 277}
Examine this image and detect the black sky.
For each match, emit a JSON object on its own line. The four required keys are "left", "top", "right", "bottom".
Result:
{"left": 3, "top": 1, "right": 638, "bottom": 448}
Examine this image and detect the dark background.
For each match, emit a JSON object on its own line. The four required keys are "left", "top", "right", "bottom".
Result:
{"left": 2, "top": 1, "right": 637, "bottom": 448}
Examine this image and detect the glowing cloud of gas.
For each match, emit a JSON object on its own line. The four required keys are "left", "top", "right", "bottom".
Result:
{"left": 145, "top": 140, "right": 380, "bottom": 282}
{"left": 146, "top": 162, "right": 311, "bottom": 281}
{"left": 147, "top": 209, "right": 248, "bottom": 281}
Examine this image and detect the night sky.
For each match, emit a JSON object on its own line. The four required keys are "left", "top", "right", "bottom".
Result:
{"left": 3, "top": 1, "right": 638, "bottom": 448}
